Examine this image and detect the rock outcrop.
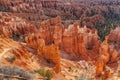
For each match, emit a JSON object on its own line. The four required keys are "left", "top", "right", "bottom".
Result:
{"left": 108, "top": 27, "right": 120, "bottom": 55}
{"left": 99, "top": 37, "right": 110, "bottom": 65}
{"left": 0, "top": 12, "right": 36, "bottom": 38}
{"left": 81, "top": 14, "right": 105, "bottom": 28}
{"left": 39, "top": 17, "right": 101, "bottom": 61}
{"left": 96, "top": 31, "right": 119, "bottom": 77}
{"left": 38, "top": 44, "right": 61, "bottom": 73}
{"left": 25, "top": 33, "right": 42, "bottom": 49}
{"left": 95, "top": 37, "right": 110, "bottom": 76}
{"left": 39, "top": 16, "right": 64, "bottom": 45}
{"left": 25, "top": 33, "right": 61, "bottom": 73}
{"left": 54, "top": 24, "right": 100, "bottom": 60}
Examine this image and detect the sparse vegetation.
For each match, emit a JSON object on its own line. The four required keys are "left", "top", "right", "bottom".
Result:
{"left": 0, "top": 66, "right": 34, "bottom": 80}
{"left": 5, "top": 55, "right": 16, "bottom": 63}
{"left": 21, "top": 36, "right": 26, "bottom": 42}
{"left": 38, "top": 69, "right": 53, "bottom": 80}
{"left": 96, "top": 18, "right": 120, "bottom": 41}
{"left": 12, "top": 31, "right": 20, "bottom": 41}
{"left": 68, "top": 67, "right": 73, "bottom": 72}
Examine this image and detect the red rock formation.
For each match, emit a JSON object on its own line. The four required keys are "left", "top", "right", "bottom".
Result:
{"left": 39, "top": 16, "right": 64, "bottom": 45}
{"left": 0, "top": 13, "right": 36, "bottom": 37}
{"left": 108, "top": 27, "right": 120, "bottom": 55}
{"left": 39, "top": 17, "right": 100, "bottom": 61}
{"left": 25, "top": 33, "right": 61, "bottom": 73}
{"left": 37, "top": 17, "right": 119, "bottom": 77}
{"left": 95, "top": 58, "right": 105, "bottom": 77}
{"left": 107, "top": 27, "right": 120, "bottom": 65}
{"left": 96, "top": 27, "right": 120, "bottom": 75}
{"left": 81, "top": 14, "right": 105, "bottom": 28}
{"left": 0, "top": 1, "right": 119, "bottom": 79}
{"left": 99, "top": 37, "right": 110, "bottom": 65}
{"left": 95, "top": 37, "right": 109, "bottom": 76}
{"left": 0, "top": 0, "right": 119, "bottom": 23}
{"left": 54, "top": 24, "right": 100, "bottom": 60}
{"left": 38, "top": 44, "right": 61, "bottom": 73}
{"left": 25, "top": 33, "right": 43, "bottom": 49}
{"left": 109, "top": 46, "right": 118, "bottom": 63}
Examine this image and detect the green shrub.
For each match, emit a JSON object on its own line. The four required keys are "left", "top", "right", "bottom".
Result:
{"left": 68, "top": 67, "right": 73, "bottom": 72}
{"left": 96, "top": 18, "right": 120, "bottom": 41}
{"left": 38, "top": 69, "right": 53, "bottom": 80}
{"left": 6, "top": 55, "right": 16, "bottom": 63}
